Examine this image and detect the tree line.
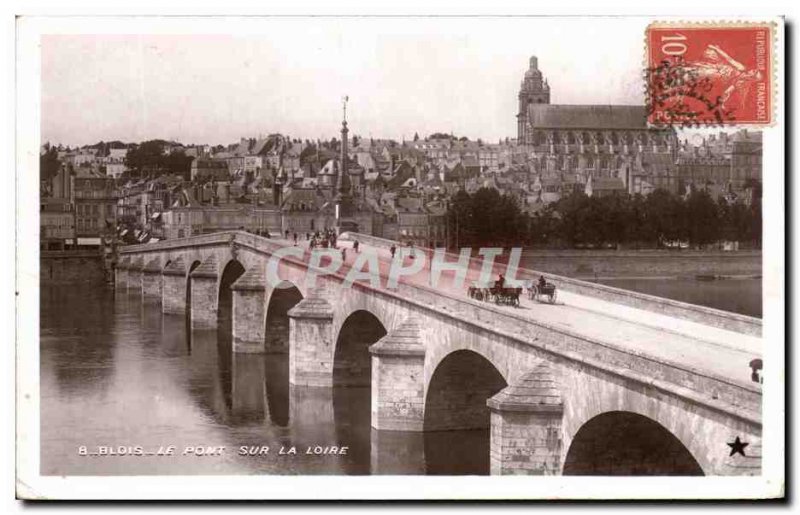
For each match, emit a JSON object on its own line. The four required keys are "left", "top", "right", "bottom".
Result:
{"left": 446, "top": 186, "right": 762, "bottom": 249}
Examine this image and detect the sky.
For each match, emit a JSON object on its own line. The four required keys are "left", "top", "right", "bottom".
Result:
{"left": 40, "top": 17, "right": 653, "bottom": 148}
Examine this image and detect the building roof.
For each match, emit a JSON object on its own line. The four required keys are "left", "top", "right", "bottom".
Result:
{"left": 396, "top": 195, "right": 424, "bottom": 212}
{"left": 590, "top": 177, "right": 626, "bottom": 190}
{"left": 526, "top": 104, "right": 648, "bottom": 130}
{"left": 386, "top": 163, "right": 416, "bottom": 190}
{"left": 282, "top": 187, "right": 325, "bottom": 210}
{"left": 193, "top": 157, "right": 228, "bottom": 169}
{"left": 732, "top": 129, "right": 762, "bottom": 143}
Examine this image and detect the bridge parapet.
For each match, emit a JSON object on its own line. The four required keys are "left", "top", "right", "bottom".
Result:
{"left": 340, "top": 232, "right": 762, "bottom": 337}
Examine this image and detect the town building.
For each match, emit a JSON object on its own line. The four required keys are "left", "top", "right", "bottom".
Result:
{"left": 105, "top": 147, "right": 128, "bottom": 178}
{"left": 72, "top": 168, "right": 118, "bottom": 246}
{"left": 676, "top": 130, "right": 762, "bottom": 203}
{"left": 190, "top": 157, "right": 230, "bottom": 181}
{"left": 40, "top": 198, "right": 75, "bottom": 250}
{"left": 515, "top": 56, "right": 679, "bottom": 197}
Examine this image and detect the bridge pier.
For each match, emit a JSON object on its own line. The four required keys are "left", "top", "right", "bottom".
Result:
{"left": 142, "top": 259, "right": 163, "bottom": 301}
{"left": 161, "top": 257, "right": 187, "bottom": 315}
{"left": 127, "top": 258, "right": 143, "bottom": 295}
{"left": 114, "top": 258, "right": 130, "bottom": 290}
{"left": 369, "top": 317, "right": 426, "bottom": 431}
{"left": 231, "top": 267, "right": 267, "bottom": 354}
{"left": 190, "top": 256, "right": 219, "bottom": 329}
{"left": 288, "top": 290, "right": 334, "bottom": 387}
{"left": 487, "top": 363, "right": 564, "bottom": 475}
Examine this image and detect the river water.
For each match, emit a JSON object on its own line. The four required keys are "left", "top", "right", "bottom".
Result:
{"left": 40, "top": 276, "right": 761, "bottom": 476}
{"left": 40, "top": 285, "right": 487, "bottom": 476}
{"left": 593, "top": 278, "right": 762, "bottom": 318}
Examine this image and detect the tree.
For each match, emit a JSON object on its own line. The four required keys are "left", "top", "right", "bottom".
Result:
{"left": 644, "top": 188, "right": 686, "bottom": 244}
{"left": 164, "top": 151, "right": 194, "bottom": 180}
{"left": 685, "top": 189, "right": 720, "bottom": 246}
{"left": 125, "top": 140, "right": 168, "bottom": 177}
{"left": 40, "top": 147, "right": 61, "bottom": 183}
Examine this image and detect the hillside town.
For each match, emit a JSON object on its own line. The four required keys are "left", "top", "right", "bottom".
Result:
{"left": 40, "top": 56, "right": 763, "bottom": 255}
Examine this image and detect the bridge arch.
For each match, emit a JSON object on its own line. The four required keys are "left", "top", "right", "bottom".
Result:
{"left": 562, "top": 410, "right": 704, "bottom": 476}
{"left": 423, "top": 349, "right": 507, "bottom": 475}
{"left": 333, "top": 309, "right": 387, "bottom": 387}
{"left": 218, "top": 259, "right": 245, "bottom": 325}
{"left": 264, "top": 280, "right": 304, "bottom": 354}
{"left": 423, "top": 349, "right": 507, "bottom": 432}
{"left": 185, "top": 259, "right": 202, "bottom": 322}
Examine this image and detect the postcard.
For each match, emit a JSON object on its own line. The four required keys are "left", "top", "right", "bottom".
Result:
{"left": 16, "top": 15, "right": 785, "bottom": 500}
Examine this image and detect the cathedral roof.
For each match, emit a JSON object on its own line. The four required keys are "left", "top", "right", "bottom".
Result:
{"left": 526, "top": 104, "right": 648, "bottom": 130}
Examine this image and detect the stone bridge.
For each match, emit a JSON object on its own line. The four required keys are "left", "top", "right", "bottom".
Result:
{"left": 116, "top": 230, "right": 762, "bottom": 476}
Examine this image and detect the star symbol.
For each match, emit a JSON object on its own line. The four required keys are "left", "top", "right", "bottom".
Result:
{"left": 727, "top": 436, "right": 749, "bottom": 457}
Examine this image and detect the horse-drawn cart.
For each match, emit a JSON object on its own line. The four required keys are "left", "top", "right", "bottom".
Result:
{"left": 468, "top": 285, "right": 521, "bottom": 307}
{"left": 489, "top": 286, "right": 522, "bottom": 307}
{"left": 527, "top": 282, "right": 558, "bottom": 304}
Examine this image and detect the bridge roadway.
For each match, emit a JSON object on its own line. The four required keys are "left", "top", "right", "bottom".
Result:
{"left": 298, "top": 235, "right": 762, "bottom": 388}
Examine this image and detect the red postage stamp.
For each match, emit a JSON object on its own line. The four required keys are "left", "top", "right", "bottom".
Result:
{"left": 646, "top": 23, "right": 774, "bottom": 126}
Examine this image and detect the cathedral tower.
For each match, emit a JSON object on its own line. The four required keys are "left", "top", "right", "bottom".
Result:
{"left": 517, "top": 56, "right": 551, "bottom": 143}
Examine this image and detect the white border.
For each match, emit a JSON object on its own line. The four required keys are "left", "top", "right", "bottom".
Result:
{"left": 13, "top": 13, "right": 785, "bottom": 501}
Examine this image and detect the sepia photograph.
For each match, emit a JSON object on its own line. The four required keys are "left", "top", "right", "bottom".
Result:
{"left": 14, "top": 14, "right": 785, "bottom": 500}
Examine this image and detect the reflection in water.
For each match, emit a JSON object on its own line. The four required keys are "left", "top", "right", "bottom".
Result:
{"left": 333, "top": 387, "right": 372, "bottom": 474}
{"left": 231, "top": 354, "right": 266, "bottom": 424}
{"left": 185, "top": 316, "right": 192, "bottom": 354}
{"left": 264, "top": 354, "right": 290, "bottom": 427}
{"left": 371, "top": 430, "right": 425, "bottom": 475}
{"left": 424, "top": 430, "right": 491, "bottom": 475}
{"left": 40, "top": 285, "right": 553, "bottom": 475}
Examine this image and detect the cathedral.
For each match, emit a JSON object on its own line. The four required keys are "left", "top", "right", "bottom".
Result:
{"left": 516, "top": 56, "right": 679, "bottom": 195}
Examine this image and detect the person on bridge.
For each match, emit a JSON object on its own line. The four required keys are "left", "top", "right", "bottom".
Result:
{"left": 284, "top": 229, "right": 290, "bottom": 239}
{"left": 353, "top": 240, "right": 359, "bottom": 253}
{"left": 538, "top": 275, "right": 547, "bottom": 290}
{"left": 497, "top": 274, "right": 505, "bottom": 289}
{"left": 293, "top": 232, "right": 298, "bottom": 245}
{"left": 390, "top": 244, "right": 397, "bottom": 259}
{"left": 341, "top": 247, "right": 347, "bottom": 262}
